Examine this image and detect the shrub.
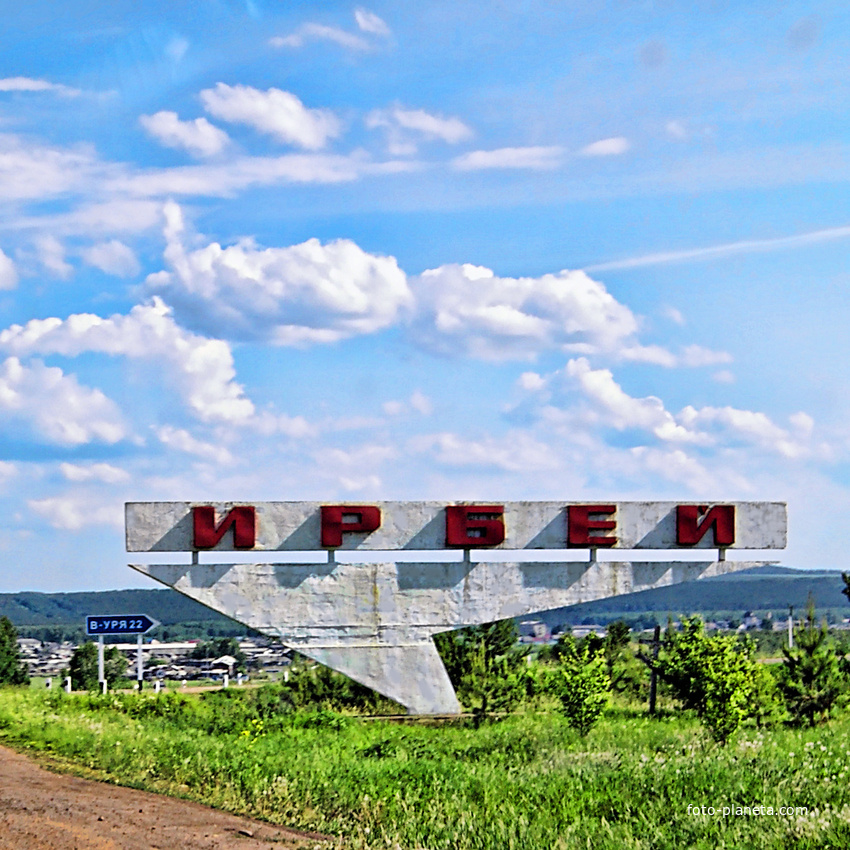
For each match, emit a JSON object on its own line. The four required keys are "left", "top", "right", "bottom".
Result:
{"left": 657, "top": 616, "right": 772, "bottom": 744}
{"left": 546, "top": 639, "right": 609, "bottom": 736}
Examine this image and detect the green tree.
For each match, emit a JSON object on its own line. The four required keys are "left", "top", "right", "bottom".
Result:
{"left": 657, "top": 616, "right": 770, "bottom": 744}
{"left": 0, "top": 616, "right": 29, "bottom": 686}
{"left": 546, "top": 638, "right": 609, "bottom": 736}
{"left": 68, "top": 643, "right": 128, "bottom": 690}
{"left": 434, "top": 619, "right": 529, "bottom": 719}
{"left": 190, "top": 637, "right": 247, "bottom": 672}
{"left": 778, "top": 602, "right": 845, "bottom": 727}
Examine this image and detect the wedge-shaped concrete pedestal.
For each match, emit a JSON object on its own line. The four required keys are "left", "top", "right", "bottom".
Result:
{"left": 131, "top": 558, "right": 773, "bottom": 714}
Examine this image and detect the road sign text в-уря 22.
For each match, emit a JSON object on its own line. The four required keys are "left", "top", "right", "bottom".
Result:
{"left": 86, "top": 615, "right": 158, "bottom": 636}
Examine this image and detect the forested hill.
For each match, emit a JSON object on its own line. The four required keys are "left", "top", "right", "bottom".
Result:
{"left": 0, "top": 588, "right": 232, "bottom": 629}
{"left": 1, "top": 566, "right": 847, "bottom": 633}
{"left": 536, "top": 566, "right": 850, "bottom": 628}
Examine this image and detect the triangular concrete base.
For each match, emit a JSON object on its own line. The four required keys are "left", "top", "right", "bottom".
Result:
{"left": 299, "top": 642, "right": 461, "bottom": 715}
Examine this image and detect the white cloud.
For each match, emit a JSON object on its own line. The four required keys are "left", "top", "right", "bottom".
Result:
{"left": 0, "top": 248, "right": 17, "bottom": 289}
{"left": 382, "top": 390, "right": 433, "bottom": 417}
{"left": 0, "top": 298, "right": 254, "bottom": 425}
{"left": 35, "top": 235, "right": 73, "bottom": 278}
{"left": 524, "top": 357, "right": 819, "bottom": 460}
{"left": 155, "top": 425, "right": 234, "bottom": 464}
{"left": 0, "top": 134, "right": 108, "bottom": 200}
{"left": 270, "top": 24, "right": 370, "bottom": 51}
{"left": 408, "top": 262, "right": 658, "bottom": 361}
{"left": 200, "top": 83, "right": 341, "bottom": 149}
{"left": 112, "top": 153, "right": 365, "bottom": 197}
{"left": 0, "top": 77, "right": 81, "bottom": 96}
{"left": 145, "top": 201, "right": 411, "bottom": 345}
{"left": 452, "top": 146, "right": 564, "bottom": 171}
{"left": 580, "top": 137, "right": 630, "bottom": 157}
{"left": 355, "top": 8, "right": 390, "bottom": 36}
{"left": 367, "top": 106, "right": 472, "bottom": 155}
{"left": 140, "top": 111, "right": 230, "bottom": 158}
{"left": 662, "top": 306, "right": 685, "bottom": 325}
{"left": 81, "top": 240, "right": 140, "bottom": 277}
{"left": 59, "top": 462, "right": 130, "bottom": 484}
{"left": 0, "top": 357, "right": 126, "bottom": 446}
{"left": 414, "top": 430, "right": 558, "bottom": 473}
{"left": 28, "top": 495, "right": 123, "bottom": 530}
{"left": 679, "top": 344, "right": 733, "bottom": 367}
{"left": 584, "top": 223, "right": 850, "bottom": 273}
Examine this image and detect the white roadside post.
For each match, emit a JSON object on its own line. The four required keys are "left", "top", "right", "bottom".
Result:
{"left": 137, "top": 633, "right": 144, "bottom": 691}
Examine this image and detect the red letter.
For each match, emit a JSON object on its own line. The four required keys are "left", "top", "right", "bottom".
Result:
{"left": 568, "top": 505, "right": 617, "bottom": 547}
{"left": 193, "top": 506, "right": 256, "bottom": 549}
{"left": 677, "top": 505, "right": 735, "bottom": 546}
{"left": 321, "top": 505, "right": 381, "bottom": 547}
{"left": 445, "top": 505, "right": 505, "bottom": 547}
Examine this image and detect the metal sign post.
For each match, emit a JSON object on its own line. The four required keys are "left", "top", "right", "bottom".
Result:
{"left": 86, "top": 614, "right": 159, "bottom": 692}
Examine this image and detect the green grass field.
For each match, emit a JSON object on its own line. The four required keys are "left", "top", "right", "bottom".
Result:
{"left": 1, "top": 687, "right": 849, "bottom": 849}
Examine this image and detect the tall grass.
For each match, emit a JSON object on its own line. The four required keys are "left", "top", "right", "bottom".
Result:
{"left": 1, "top": 688, "right": 849, "bottom": 849}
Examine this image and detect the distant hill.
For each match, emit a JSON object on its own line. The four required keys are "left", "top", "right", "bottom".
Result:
{"left": 0, "top": 588, "right": 235, "bottom": 629}
{"left": 532, "top": 565, "right": 850, "bottom": 629}
{"left": 2, "top": 566, "right": 848, "bottom": 636}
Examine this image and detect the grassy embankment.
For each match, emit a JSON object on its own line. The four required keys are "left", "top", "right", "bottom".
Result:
{"left": 1, "top": 687, "right": 849, "bottom": 850}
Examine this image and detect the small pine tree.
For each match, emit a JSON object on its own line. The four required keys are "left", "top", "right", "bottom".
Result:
{"left": 778, "top": 602, "right": 845, "bottom": 727}
{"left": 547, "top": 639, "right": 609, "bottom": 736}
{"left": 0, "top": 616, "right": 29, "bottom": 686}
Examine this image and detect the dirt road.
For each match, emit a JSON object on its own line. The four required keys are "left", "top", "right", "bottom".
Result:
{"left": 0, "top": 745, "right": 333, "bottom": 849}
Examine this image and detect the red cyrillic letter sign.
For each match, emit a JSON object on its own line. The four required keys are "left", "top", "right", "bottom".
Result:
{"left": 321, "top": 505, "right": 382, "bottom": 547}
{"left": 568, "top": 505, "right": 617, "bottom": 547}
{"left": 192, "top": 506, "right": 256, "bottom": 549}
{"left": 445, "top": 505, "right": 505, "bottom": 547}
{"left": 676, "top": 505, "right": 735, "bottom": 546}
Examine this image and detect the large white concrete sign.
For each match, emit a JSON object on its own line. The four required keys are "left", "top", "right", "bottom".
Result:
{"left": 127, "top": 500, "right": 786, "bottom": 714}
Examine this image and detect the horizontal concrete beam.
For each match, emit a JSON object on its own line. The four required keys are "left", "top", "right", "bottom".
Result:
{"left": 126, "top": 501, "right": 787, "bottom": 552}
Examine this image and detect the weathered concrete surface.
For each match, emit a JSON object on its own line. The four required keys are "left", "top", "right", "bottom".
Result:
{"left": 131, "top": 558, "right": 775, "bottom": 713}
{"left": 126, "top": 501, "right": 787, "bottom": 552}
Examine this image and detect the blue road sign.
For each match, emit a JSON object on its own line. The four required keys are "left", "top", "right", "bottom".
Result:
{"left": 86, "top": 615, "right": 158, "bottom": 636}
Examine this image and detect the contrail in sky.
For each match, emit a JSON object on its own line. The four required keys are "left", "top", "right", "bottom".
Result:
{"left": 584, "top": 224, "right": 850, "bottom": 272}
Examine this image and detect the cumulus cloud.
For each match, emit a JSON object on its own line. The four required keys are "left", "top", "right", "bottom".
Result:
{"left": 0, "top": 357, "right": 126, "bottom": 445}
{"left": 270, "top": 24, "right": 370, "bottom": 51}
{"left": 413, "top": 430, "right": 558, "bottom": 473}
{"left": 0, "top": 77, "right": 81, "bottom": 96}
{"left": 579, "top": 137, "right": 630, "bottom": 157}
{"left": 59, "top": 462, "right": 130, "bottom": 484}
{"left": 0, "top": 134, "right": 109, "bottom": 201}
{"left": 368, "top": 107, "right": 472, "bottom": 145}
{"left": 28, "top": 495, "right": 123, "bottom": 530}
{"left": 0, "top": 248, "right": 17, "bottom": 289}
{"left": 140, "top": 111, "right": 230, "bottom": 158}
{"left": 452, "top": 146, "right": 564, "bottom": 171}
{"left": 145, "top": 201, "right": 411, "bottom": 345}
{"left": 155, "top": 425, "right": 234, "bottom": 464}
{"left": 200, "top": 83, "right": 341, "bottom": 150}
{"left": 0, "top": 298, "right": 254, "bottom": 425}
{"left": 408, "top": 262, "right": 662, "bottom": 362}
{"left": 521, "top": 357, "right": 818, "bottom": 459}
{"left": 81, "top": 240, "right": 140, "bottom": 277}
{"left": 35, "top": 235, "right": 73, "bottom": 278}
{"left": 355, "top": 8, "right": 390, "bottom": 36}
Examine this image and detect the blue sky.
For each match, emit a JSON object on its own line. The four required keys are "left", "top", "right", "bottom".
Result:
{"left": 0, "top": 1, "right": 846, "bottom": 591}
